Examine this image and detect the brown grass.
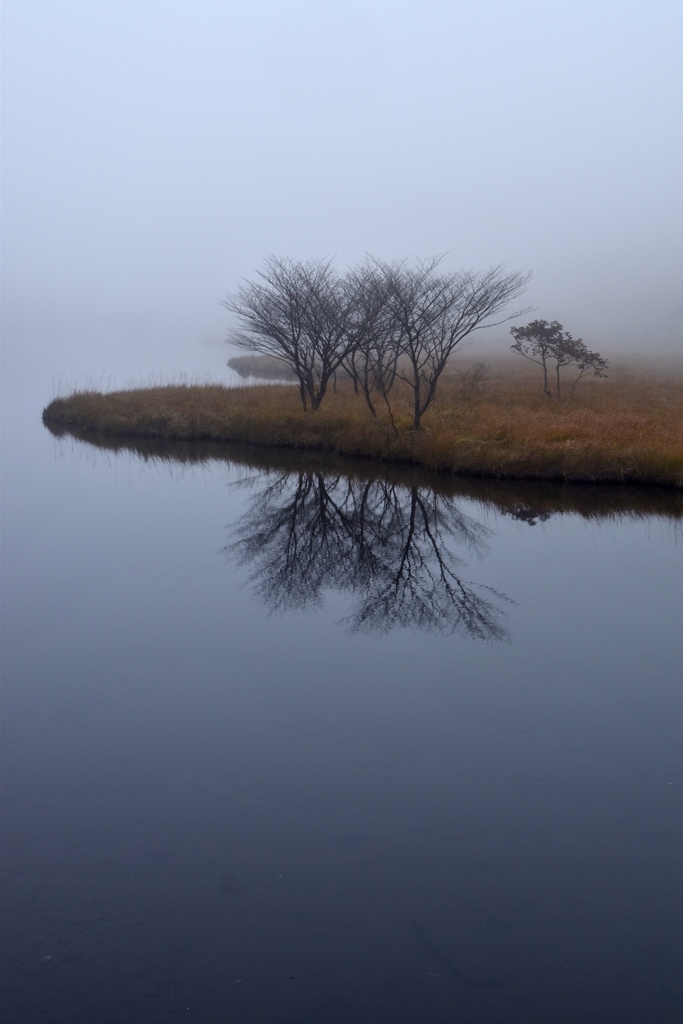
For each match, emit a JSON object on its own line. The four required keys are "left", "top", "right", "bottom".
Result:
{"left": 42, "top": 361, "right": 683, "bottom": 488}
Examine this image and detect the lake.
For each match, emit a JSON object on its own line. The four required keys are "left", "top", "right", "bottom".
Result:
{"left": 1, "top": 401, "right": 682, "bottom": 1023}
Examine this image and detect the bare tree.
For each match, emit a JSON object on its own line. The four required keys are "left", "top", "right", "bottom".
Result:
{"left": 510, "top": 320, "right": 607, "bottom": 398}
{"left": 456, "top": 360, "right": 490, "bottom": 399}
{"left": 341, "top": 264, "right": 401, "bottom": 420}
{"left": 374, "top": 258, "right": 531, "bottom": 429}
{"left": 223, "top": 257, "right": 357, "bottom": 411}
{"left": 224, "top": 255, "right": 529, "bottom": 422}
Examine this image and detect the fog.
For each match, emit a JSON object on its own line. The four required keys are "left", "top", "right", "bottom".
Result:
{"left": 2, "top": 0, "right": 682, "bottom": 396}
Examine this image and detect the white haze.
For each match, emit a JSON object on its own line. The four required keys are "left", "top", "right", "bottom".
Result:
{"left": 2, "top": 0, "right": 682, "bottom": 397}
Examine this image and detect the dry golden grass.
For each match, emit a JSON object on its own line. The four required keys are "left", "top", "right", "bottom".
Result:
{"left": 43, "top": 361, "right": 683, "bottom": 488}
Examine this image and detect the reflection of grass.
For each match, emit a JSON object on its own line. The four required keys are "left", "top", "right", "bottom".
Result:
{"left": 43, "top": 363, "right": 683, "bottom": 488}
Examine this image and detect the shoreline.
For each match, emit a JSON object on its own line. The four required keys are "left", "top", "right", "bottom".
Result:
{"left": 42, "top": 377, "right": 683, "bottom": 490}
{"left": 42, "top": 425, "right": 683, "bottom": 525}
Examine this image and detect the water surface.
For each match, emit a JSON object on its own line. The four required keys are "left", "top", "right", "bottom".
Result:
{"left": 1, "top": 416, "right": 682, "bottom": 1023}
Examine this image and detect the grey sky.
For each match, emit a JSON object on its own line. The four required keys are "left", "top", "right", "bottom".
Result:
{"left": 2, "top": 0, "right": 682, "bottom": 388}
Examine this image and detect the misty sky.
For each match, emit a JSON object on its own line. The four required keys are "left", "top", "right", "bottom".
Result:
{"left": 2, "top": 0, "right": 682, "bottom": 390}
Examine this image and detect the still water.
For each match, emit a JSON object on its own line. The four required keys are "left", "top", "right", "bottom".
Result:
{"left": 2, "top": 412, "right": 682, "bottom": 1023}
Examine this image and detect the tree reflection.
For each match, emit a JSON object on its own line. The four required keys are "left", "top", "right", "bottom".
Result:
{"left": 228, "top": 471, "right": 509, "bottom": 638}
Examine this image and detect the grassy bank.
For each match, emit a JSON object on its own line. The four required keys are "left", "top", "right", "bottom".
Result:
{"left": 42, "top": 363, "right": 683, "bottom": 488}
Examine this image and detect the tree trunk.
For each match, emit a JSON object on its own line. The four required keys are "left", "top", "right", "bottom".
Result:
{"left": 362, "top": 364, "right": 377, "bottom": 417}
{"left": 310, "top": 385, "right": 326, "bottom": 411}
{"left": 542, "top": 360, "right": 552, "bottom": 399}
{"left": 349, "top": 354, "right": 359, "bottom": 395}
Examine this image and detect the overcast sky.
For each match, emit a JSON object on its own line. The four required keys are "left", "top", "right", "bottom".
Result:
{"left": 2, "top": 0, "right": 682, "bottom": 388}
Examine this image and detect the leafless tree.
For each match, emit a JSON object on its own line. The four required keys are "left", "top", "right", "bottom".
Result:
{"left": 456, "top": 360, "right": 490, "bottom": 399}
{"left": 510, "top": 320, "right": 608, "bottom": 398}
{"left": 224, "top": 256, "right": 529, "bottom": 422}
{"left": 223, "top": 257, "right": 357, "bottom": 411}
{"left": 340, "top": 264, "right": 402, "bottom": 420}
{"left": 374, "top": 258, "right": 531, "bottom": 429}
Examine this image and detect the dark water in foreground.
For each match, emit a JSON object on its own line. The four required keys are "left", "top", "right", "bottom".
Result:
{"left": 2, "top": 417, "right": 682, "bottom": 1023}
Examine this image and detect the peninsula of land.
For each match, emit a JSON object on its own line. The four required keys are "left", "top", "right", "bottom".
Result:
{"left": 43, "top": 361, "right": 683, "bottom": 489}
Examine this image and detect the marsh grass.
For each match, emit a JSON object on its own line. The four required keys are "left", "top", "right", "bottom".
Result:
{"left": 42, "top": 361, "right": 683, "bottom": 488}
